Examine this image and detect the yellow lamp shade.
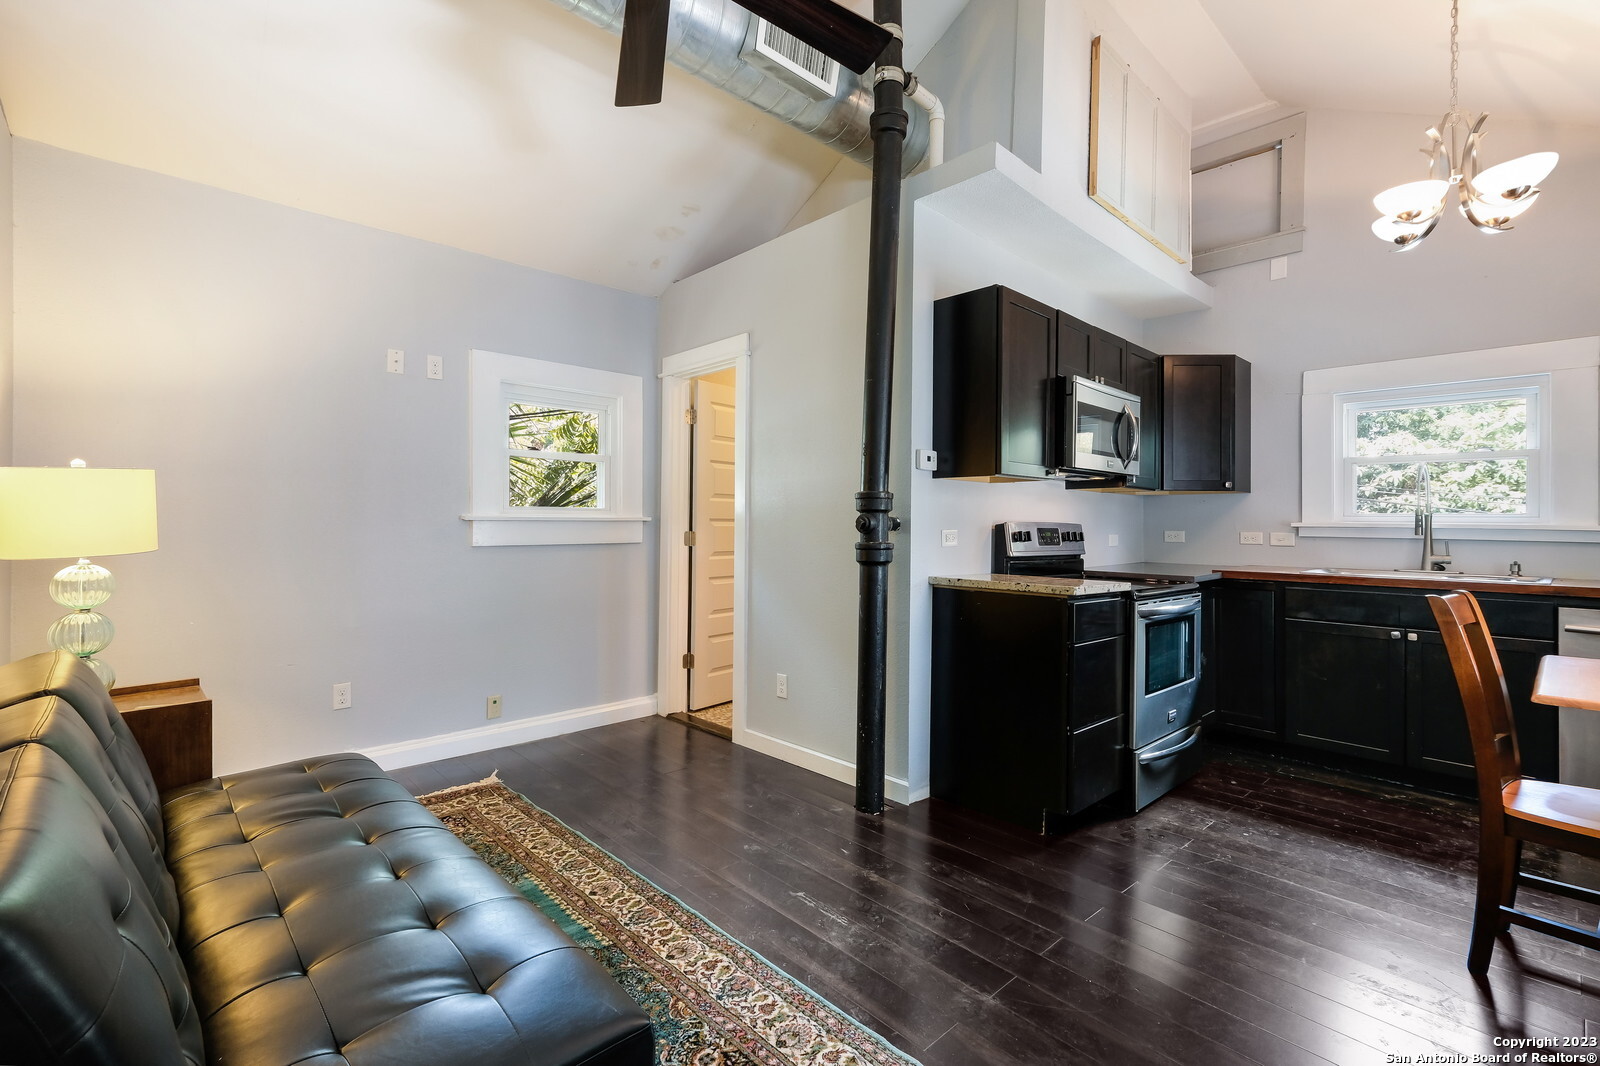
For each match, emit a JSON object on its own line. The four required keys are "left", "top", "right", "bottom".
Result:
{"left": 0, "top": 466, "right": 158, "bottom": 560}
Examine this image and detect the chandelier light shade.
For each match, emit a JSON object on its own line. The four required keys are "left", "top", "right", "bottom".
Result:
{"left": 1371, "top": 0, "right": 1557, "bottom": 250}
{"left": 0, "top": 461, "right": 159, "bottom": 687}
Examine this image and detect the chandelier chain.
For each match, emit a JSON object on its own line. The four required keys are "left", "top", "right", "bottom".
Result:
{"left": 1449, "top": 0, "right": 1460, "bottom": 115}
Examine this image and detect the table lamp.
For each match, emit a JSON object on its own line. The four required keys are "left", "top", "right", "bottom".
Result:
{"left": 0, "top": 460, "right": 159, "bottom": 687}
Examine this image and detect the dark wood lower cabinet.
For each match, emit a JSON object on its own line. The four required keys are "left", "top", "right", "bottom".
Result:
{"left": 931, "top": 587, "right": 1127, "bottom": 831}
{"left": 1209, "top": 583, "right": 1279, "bottom": 737}
{"left": 1277, "top": 611, "right": 1558, "bottom": 781}
{"left": 1407, "top": 630, "right": 1557, "bottom": 780}
{"left": 1283, "top": 619, "right": 1407, "bottom": 764}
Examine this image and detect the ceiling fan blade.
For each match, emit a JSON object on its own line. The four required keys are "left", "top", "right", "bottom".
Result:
{"left": 615, "top": 0, "right": 670, "bottom": 107}
{"left": 736, "top": 0, "right": 892, "bottom": 75}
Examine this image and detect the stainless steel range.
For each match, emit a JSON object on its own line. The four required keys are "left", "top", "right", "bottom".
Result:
{"left": 992, "top": 521, "right": 1207, "bottom": 811}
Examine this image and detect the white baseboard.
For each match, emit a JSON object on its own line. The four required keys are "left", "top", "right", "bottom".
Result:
{"left": 740, "top": 728, "right": 925, "bottom": 806}
{"left": 360, "top": 694, "right": 658, "bottom": 770}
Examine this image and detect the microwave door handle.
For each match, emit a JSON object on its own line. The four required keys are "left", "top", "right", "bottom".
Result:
{"left": 1124, "top": 404, "right": 1140, "bottom": 465}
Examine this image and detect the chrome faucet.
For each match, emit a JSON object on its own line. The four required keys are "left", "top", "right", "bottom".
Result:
{"left": 1414, "top": 463, "right": 1452, "bottom": 571}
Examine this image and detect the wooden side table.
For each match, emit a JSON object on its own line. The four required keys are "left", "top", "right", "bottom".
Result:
{"left": 110, "top": 679, "right": 214, "bottom": 792}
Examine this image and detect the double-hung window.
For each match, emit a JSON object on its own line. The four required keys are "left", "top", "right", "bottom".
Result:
{"left": 505, "top": 388, "right": 611, "bottom": 510}
{"left": 1341, "top": 379, "right": 1543, "bottom": 521}
{"left": 466, "top": 349, "right": 645, "bottom": 545}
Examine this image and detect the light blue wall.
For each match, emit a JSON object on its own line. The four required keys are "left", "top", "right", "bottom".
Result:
{"left": 11, "top": 142, "right": 660, "bottom": 772}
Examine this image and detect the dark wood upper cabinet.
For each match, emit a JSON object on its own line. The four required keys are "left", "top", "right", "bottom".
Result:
{"left": 933, "top": 286, "right": 1057, "bottom": 479}
{"left": 934, "top": 285, "right": 1248, "bottom": 492}
{"left": 1163, "top": 354, "right": 1251, "bottom": 492}
{"left": 1056, "top": 311, "right": 1091, "bottom": 381}
{"left": 1088, "top": 329, "right": 1126, "bottom": 389}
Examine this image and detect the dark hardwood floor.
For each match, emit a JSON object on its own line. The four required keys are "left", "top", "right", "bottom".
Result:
{"left": 391, "top": 719, "right": 1600, "bottom": 1065}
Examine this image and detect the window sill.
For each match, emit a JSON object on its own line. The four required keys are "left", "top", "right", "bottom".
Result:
{"left": 461, "top": 513, "right": 650, "bottom": 546}
{"left": 1294, "top": 523, "right": 1600, "bottom": 544}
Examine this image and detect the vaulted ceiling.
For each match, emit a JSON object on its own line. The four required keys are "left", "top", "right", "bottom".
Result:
{"left": 2, "top": 0, "right": 1596, "bottom": 297}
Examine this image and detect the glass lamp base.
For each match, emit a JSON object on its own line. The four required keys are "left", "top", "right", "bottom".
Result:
{"left": 50, "top": 560, "right": 115, "bottom": 610}
{"left": 79, "top": 656, "right": 115, "bottom": 688}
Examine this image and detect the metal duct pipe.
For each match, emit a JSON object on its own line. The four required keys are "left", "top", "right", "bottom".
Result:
{"left": 547, "top": 0, "right": 930, "bottom": 173}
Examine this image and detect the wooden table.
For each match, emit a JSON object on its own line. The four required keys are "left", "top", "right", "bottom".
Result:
{"left": 110, "top": 679, "right": 213, "bottom": 791}
{"left": 1532, "top": 655, "right": 1600, "bottom": 710}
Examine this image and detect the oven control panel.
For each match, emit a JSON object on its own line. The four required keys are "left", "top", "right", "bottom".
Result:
{"left": 1000, "top": 521, "right": 1086, "bottom": 558}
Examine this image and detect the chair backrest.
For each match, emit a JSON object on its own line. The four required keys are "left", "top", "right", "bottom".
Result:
{"left": 1428, "top": 591, "right": 1521, "bottom": 809}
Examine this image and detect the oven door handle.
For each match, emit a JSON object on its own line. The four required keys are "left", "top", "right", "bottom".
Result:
{"left": 1135, "top": 596, "right": 1203, "bottom": 619}
{"left": 1138, "top": 725, "right": 1202, "bottom": 765}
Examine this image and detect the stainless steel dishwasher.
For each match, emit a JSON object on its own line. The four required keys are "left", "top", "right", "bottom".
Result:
{"left": 1558, "top": 607, "right": 1600, "bottom": 786}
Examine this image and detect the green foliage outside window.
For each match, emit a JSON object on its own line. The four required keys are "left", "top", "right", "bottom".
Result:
{"left": 508, "top": 404, "right": 601, "bottom": 508}
{"left": 1351, "top": 398, "right": 1529, "bottom": 515}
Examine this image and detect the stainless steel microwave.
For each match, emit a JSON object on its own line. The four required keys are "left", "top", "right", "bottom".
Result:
{"left": 1056, "top": 376, "right": 1141, "bottom": 479}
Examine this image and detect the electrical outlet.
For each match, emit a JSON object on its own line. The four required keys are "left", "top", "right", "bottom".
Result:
{"left": 1240, "top": 531, "right": 1265, "bottom": 545}
{"left": 426, "top": 354, "right": 443, "bottom": 380}
{"left": 941, "top": 529, "right": 958, "bottom": 547}
{"left": 332, "top": 682, "right": 352, "bottom": 710}
{"left": 386, "top": 348, "right": 404, "bottom": 374}
{"left": 1164, "top": 530, "right": 1186, "bottom": 543}
{"left": 776, "top": 673, "right": 788, "bottom": 699}
{"left": 1270, "top": 531, "right": 1297, "bottom": 547}
{"left": 486, "top": 694, "right": 502, "bottom": 720}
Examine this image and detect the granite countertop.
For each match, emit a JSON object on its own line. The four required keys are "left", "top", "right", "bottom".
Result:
{"left": 930, "top": 574, "right": 1133, "bottom": 597}
{"left": 1082, "top": 562, "right": 1223, "bottom": 582}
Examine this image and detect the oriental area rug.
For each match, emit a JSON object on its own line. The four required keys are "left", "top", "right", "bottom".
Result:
{"left": 420, "top": 776, "right": 921, "bottom": 1066}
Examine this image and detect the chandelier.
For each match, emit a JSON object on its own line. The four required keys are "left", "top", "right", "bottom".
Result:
{"left": 1371, "top": 0, "right": 1557, "bottom": 250}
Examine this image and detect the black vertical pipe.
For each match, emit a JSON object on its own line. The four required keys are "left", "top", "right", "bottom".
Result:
{"left": 854, "top": 0, "right": 907, "bottom": 815}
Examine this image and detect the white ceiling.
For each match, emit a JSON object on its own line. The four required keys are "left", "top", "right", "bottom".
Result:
{"left": 1113, "top": 0, "right": 1600, "bottom": 134}
{"left": 1, "top": 0, "right": 1596, "bottom": 296}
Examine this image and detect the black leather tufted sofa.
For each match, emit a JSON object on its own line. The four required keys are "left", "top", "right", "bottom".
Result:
{"left": 0, "top": 652, "right": 653, "bottom": 1066}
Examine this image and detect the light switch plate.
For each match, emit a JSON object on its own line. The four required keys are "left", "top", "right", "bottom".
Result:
{"left": 1271, "top": 256, "right": 1289, "bottom": 280}
{"left": 941, "top": 529, "right": 958, "bottom": 547}
{"left": 1270, "top": 531, "right": 1296, "bottom": 546}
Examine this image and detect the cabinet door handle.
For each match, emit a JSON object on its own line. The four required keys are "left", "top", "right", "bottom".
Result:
{"left": 1564, "top": 625, "right": 1600, "bottom": 635}
{"left": 1390, "top": 631, "right": 1402, "bottom": 639}
{"left": 1407, "top": 632, "right": 1418, "bottom": 641}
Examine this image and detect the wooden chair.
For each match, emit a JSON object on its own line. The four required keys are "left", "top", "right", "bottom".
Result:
{"left": 1428, "top": 590, "right": 1600, "bottom": 974}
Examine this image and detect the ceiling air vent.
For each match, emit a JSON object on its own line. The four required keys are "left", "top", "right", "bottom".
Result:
{"left": 742, "top": 19, "right": 840, "bottom": 99}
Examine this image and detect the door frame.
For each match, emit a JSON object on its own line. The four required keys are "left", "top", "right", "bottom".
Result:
{"left": 657, "top": 334, "right": 750, "bottom": 740}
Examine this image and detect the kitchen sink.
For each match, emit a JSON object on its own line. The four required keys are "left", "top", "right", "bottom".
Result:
{"left": 1297, "top": 567, "right": 1554, "bottom": 585}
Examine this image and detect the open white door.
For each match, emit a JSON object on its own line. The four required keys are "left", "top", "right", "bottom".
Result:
{"left": 688, "top": 376, "right": 736, "bottom": 710}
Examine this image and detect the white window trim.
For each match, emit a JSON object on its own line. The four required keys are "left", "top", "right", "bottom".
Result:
{"left": 1336, "top": 377, "right": 1547, "bottom": 523}
{"left": 464, "top": 349, "right": 647, "bottom": 546}
{"left": 1299, "top": 337, "right": 1600, "bottom": 543}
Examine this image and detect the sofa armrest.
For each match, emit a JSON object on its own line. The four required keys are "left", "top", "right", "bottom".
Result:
{"left": 110, "top": 680, "right": 213, "bottom": 791}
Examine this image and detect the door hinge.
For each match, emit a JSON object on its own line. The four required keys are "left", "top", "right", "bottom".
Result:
{"left": 682, "top": 652, "right": 695, "bottom": 669}
{"left": 684, "top": 406, "right": 697, "bottom": 424}
{"left": 683, "top": 530, "right": 697, "bottom": 546}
